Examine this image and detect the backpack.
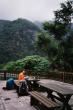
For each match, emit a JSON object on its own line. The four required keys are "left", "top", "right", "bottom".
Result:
{"left": 6, "top": 78, "right": 15, "bottom": 90}
{"left": 18, "top": 81, "right": 28, "bottom": 96}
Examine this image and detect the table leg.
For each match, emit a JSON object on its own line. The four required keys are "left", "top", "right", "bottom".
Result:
{"left": 57, "top": 93, "right": 72, "bottom": 110}
{"left": 61, "top": 104, "right": 72, "bottom": 110}
{"left": 65, "top": 95, "right": 72, "bottom": 104}
{"left": 47, "top": 90, "right": 56, "bottom": 102}
{"left": 57, "top": 93, "right": 72, "bottom": 104}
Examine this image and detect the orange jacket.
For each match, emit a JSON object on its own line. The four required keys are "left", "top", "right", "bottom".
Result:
{"left": 18, "top": 72, "right": 25, "bottom": 80}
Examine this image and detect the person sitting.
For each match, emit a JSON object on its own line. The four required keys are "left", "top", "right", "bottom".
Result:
{"left": 6, "top": 78, "right": 15, "bottom": 90}
{"left": 17, "top": 70, "right": 28, "bottom": 95}
{"left": 18, "top": 70, "right": 26, "bottom": 81}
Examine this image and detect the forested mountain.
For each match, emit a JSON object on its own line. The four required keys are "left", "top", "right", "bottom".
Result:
{"left": 0, "top": 18, "right": 40, "bottom": 64}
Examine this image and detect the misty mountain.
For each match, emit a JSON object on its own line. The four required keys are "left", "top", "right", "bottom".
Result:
{"left": 34, "top": 21, "right": 43, "bottom": 29}
{"left": 0, "top": 18, "right": 40, "bottom": 64}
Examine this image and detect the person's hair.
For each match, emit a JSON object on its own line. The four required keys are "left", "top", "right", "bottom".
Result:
{"left": 23, "top": 70, "right": 26, "bottom": 74}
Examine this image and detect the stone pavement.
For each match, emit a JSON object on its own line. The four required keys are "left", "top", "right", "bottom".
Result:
{"left": 0, "top": 81, "right": 36, "bottom": 110}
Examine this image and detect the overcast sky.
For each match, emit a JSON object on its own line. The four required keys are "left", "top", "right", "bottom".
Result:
{"left": 0, "top": 0, "right": 67, "bottom": 22}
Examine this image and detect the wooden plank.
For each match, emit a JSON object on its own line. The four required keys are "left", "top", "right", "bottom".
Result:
{"left": 31, "top": 91, "right": 59, "bottom": 107}
{"left": 29, "top": 91, "right": 60, "bottom": 108}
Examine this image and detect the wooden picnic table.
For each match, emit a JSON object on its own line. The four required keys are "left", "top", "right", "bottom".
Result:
{"left": 37, "top": 80, "right": 73, "bottom": 110}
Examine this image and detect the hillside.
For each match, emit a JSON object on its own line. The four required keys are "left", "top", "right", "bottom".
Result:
{"left": 0, "top": 18, "right": 40, "bottom": 64}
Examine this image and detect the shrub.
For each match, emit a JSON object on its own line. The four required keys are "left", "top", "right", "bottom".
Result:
{"left": 3, "top": 55, "right": 51, "bottom": 75}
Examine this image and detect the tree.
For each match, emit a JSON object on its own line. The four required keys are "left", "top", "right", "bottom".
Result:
{"left": 36, "top": 0, "right": 73, "bottom": 71}
{"left": 44, "top": 0, "right": 73, "bottom": 40}
{"left": 61, "top": 30, "right": 73, "bottom": 71}
{"left": 35, "top": 31, "right": 59, "bottom": 60}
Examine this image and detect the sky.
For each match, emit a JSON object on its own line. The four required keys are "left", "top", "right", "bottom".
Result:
{"left": 0, "top": 0, "right": 67, "bottom": 22}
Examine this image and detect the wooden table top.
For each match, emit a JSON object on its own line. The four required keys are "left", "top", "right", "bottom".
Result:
{"left": 38, "top": 81, "right": 73, "bottom": 96}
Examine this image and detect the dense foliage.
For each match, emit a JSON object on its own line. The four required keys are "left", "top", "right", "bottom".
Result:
{"left": 0, "top": 18, "right": 40, "bottom": 64}
{"left": 35, "top": 31, "right": 59, "bottom": 60}
{"left": 36, "top": 0, "right": 73, "bottom": 72}
{"left": 3, "top": 55, "right": 50, "bottom": 75}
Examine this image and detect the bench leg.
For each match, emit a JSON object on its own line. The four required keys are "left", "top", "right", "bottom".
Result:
{"left": 30, "top": 96, "right": 38, "bottom": 106}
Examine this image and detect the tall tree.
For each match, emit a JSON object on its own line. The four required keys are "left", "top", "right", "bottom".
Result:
{"left": 44, "top": 0, "right": 73, "bottom": 40}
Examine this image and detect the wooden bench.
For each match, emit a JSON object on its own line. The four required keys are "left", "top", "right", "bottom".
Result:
{"left": 29, "top": 91, "right": 60, "bottom": 110}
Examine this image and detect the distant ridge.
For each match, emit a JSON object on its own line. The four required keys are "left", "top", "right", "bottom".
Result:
{"left": 34, "top": 21, "right": 43, "bottom": 29}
